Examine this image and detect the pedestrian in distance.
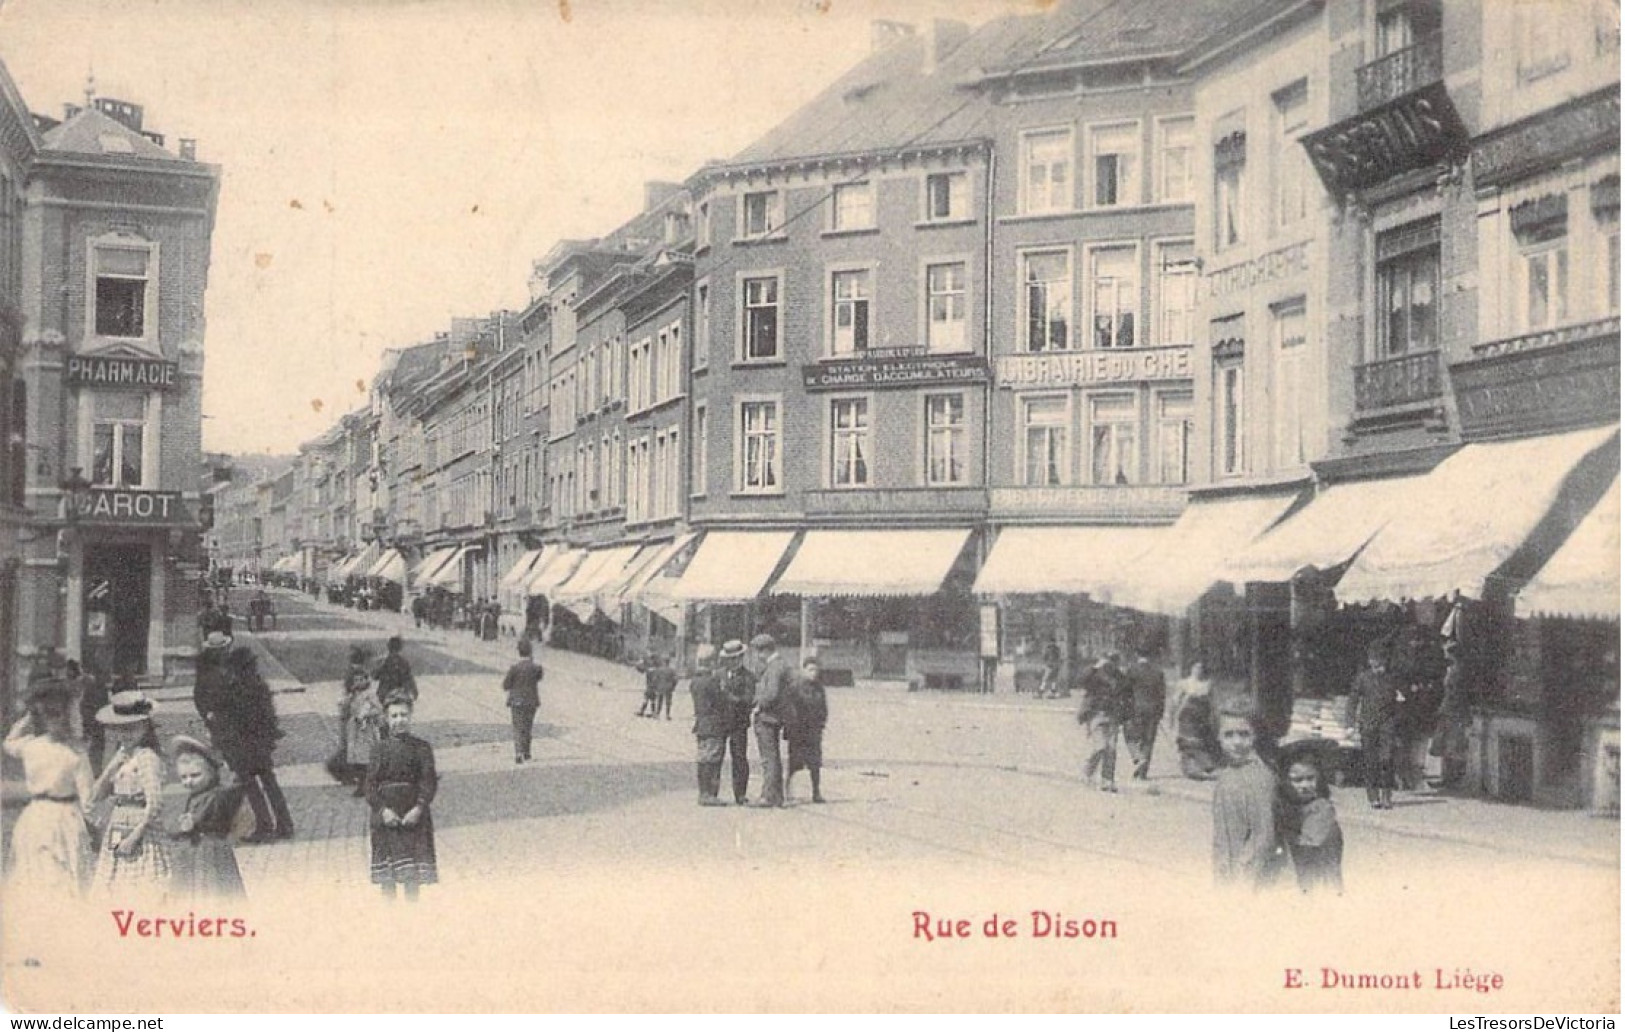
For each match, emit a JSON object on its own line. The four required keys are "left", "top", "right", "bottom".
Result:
{"left": 1277, "top": 745, "right": 1344, "bottom": 895}
{"left": 1211, "top": 698, "right": 1286, "bottom": 892}
{"left": 375, "top": 635, "right": 419, "bottom": 705}
{"left": 67, "top": 659, "right": 108, "bottom": 775}
{"left": 502, "top": 637, "right": 544, "bottom": 764}
{"left": 1173, "top": 664, "right": 1220, "bottom": 781}
{"left": 88, "top": 690, "right": 172, "bottom": 899}
{"left": 1038, "top": 638, "right": 1064, "bottom": 698}
{"left": 1353, "top": 642, "right": 1404, "bottom": 810}
{"left": 4, "top": 682, "right": 94, "bottom": 898}
{"left": 367, "top": 695, "right": 439, "bottom": 902}
{"left": 688, "top": 645, "right": 729, "bottom": 807}
{"left": 785, "top": 655, "right": 828, "bottom": 804}
{"left": 749, "top": 634, "right": 794, "bottom": 808}
{"left": 332, "top": 646, "right": 383, "bottom": 793}
{"left": 1077, "top": 653, "right": 1130, "bottom": 792}
{"left": 643, "top": 654, "right": 677, "bottom": 720}
{"left": 167, "top": 735, "right": 246, "bottom": 900}
{"left": 716, "top": 640, "right": 756, "bottom": 805}
{"left": 1123, "top": 650, "right": 1168, "bottom": 781}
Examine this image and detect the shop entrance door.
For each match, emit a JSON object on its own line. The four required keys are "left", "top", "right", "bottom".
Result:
{"left": 85, "top": 543, "right": 151, "bottom": 677}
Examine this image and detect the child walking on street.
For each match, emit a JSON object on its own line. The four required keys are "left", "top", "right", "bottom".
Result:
{"left": 168, "top": 736, "right": 246, "bottom": 899}
{"left": 367, "top": 695, "right": 438, "bottom": 901}
{"left": 1211, "top": 699, "right": 1285, "bottom": 892}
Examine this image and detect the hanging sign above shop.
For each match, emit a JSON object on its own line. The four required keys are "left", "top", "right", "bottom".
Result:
{"left": 995, "top": 346, "right": 1192, "bottom": 388}
{"left": 802, "top": 353, "right": 988, "bottom": 391}
{"left": 1472, "top": 85, "right": 1619, "bottom": 189}
{"left": 66, "top": 355, "right": 179, "bottom": 390}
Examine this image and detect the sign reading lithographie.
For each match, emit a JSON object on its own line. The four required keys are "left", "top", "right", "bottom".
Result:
{"left": 74, "top": 488, "right": 194, "bottom": 526}
{"left": 1472, "top": 86, "right": 1621, "bottom": 189}
{"left": 1203, "top": 243, "right": 1309, "bottom": 301}
{"left": 1302, "top": 81, "right": 1469, "bottom": 195}
{"left": 995, "top": 347, "right": 1193, "bottom": 388}
{"left": 1450, "top": 334, "right": 1621, "bottom": 441}
{"left": 66, "top": 354, "right": 179, "bottom": 390}
{"left": 802, "top": 353, "right": 988, "bottom": 391}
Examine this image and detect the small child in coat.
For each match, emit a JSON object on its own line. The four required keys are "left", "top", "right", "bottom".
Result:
{"left": 1280, "top": 750, "right": 1344, "bottom": 894}
{"left": 168, "top": 736, "right": 246, "bottom": 899}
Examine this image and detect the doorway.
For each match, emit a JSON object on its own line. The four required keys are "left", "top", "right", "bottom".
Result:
{"left": 84, "top": 542, "right": 151, "bottom": 677}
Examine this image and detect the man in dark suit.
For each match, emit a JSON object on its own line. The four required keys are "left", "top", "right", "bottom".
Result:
{"left": 716, "top": 640, "right": 756, "bottom": 805}
{"left": 502, "top": 638, "right": 544, "bottom": 763}
{"left": 749, "top": 633, "right": 795, "bottom": 808}
{"left": 1077, "top": 653, "right": 1131, "bottom": 792}
{"left": 1354, "top": 643, "right": 1405, "bottom": 810}
{"left": 689, "top": 645, "right": 729, "bottom": 806}
{"left": 1123, "top": 650, "right": 1168, "bottom": 780}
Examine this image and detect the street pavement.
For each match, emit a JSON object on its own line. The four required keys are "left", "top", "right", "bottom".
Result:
{"left": 3, "top": 587, "right": 1618, "bottom": 1012}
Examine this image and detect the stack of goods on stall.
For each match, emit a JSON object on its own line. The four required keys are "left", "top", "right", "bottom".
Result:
{"left": 1287, "top": 695, "right": 1360, "bottom": 747}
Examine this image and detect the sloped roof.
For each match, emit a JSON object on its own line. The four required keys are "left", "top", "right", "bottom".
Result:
{"left": 984, "top": 0, "right": 1294, "bottom": 74}
{"left": 41, "top": 106, "right": 183, "bottom": 162}
{"left": 722, "top": 16, "right": 1039, "bottom": 169}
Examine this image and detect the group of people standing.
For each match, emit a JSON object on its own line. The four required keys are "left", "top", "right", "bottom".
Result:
{"left": 686, "top": 635, "right": 828, "bottom": 809}
{"left": 1074, "top": 650, "right": 1168, "bottom": 792}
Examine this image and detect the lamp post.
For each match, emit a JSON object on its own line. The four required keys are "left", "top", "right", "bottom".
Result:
{"left": 53, "top": 467, "right": 92, "bottom": 664}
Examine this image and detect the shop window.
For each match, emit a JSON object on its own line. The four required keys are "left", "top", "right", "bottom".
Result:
{"left": 91, "top": 392, "right": 148, "bottom": 489}
{"left": 736, "top": 398, "right": 781, "bottom": 493}
{"left": 830, "top": 181, "right": 875, "bottom": 232}
{"left": 924, "top": 393, "right": 966, "bottom": 486}
{"left": 1273, "top": 80, "right": 1310, "bottom": 229}
{"left": 695, "top": 200, "right": 711, "bottom": 249}
{"left": 1021, "top": 127, "right": 1073, "bottom": 214}
{"left": 1156, "top": 240, "right": 1199, "bottom": 345}
{"left": 1376, "top": 219, "right": 1440, "bottom": 355}
{"left": 93, "top": 245, "right": 151, "bottom": 340}
{"left": 1091, "top": 246, "right": 1138, "bottom": 349}
{"left": 828, "top": 396, "right": 870, "bottom": 488}
{"left": 924, "top": 171, "right": 968, "bottom": 222}
{"left": 1020, "top": 394, "right": 1069, "bottom": 486}
{"left": 1214, "top": 130, "right": 1247, "bottom": 252}
{"left": 926, "top": 261, "right": 968, "bottom": 353}
{"left": 1273, "top": 301, "right": 1308, "bottom": 469}
{"left": 830, "top": 268, "right": 873, "bottom": 356}
{"left": 1155, "top": 390, "right": 1194, "bottom": 486}
{"left": 1088, "top": 393, "right": 1138, "bottom": 486}
{"left": 1089, "top": 122, "right": 1140, "bottom": 208}
{"left": 1022, "top": 249, "right": 1072, "bottom": 352}
{"left": 1157, "top": 116, "right": 1194, "bottom": 204}
{"left": 740, "top": 274, "right": 782, "bottom": 362}
{"left": 740, "top": 190, "right": 783, "bottom": 240}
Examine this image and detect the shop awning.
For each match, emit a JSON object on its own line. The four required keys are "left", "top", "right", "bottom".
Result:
{"left": 1515, "top": 475, "right": 1619, "bottom": 619}
{"left": 594, "top": 544, "right": 666, "bottom": 618}
{"left": 631, "top": 534, "right": 700, "bottom": 619}
{"left": 1338, "top": 424, "right": 1620, "bottom": 604}
{"left": 1220, "top": 475, "right": 1430, "bottom": 584}
{"left": 345, "top": 542, "right": 380, "bottom": 580}
{"left": 1110, "top": 492, "right": 1304, "bottom": 615}
{"left": 326, "top": 554, "right": 357, "bottom": 584}
{"left": 499, "top": 549, "right": 544, "bottom": 590}
{"left": 972, "top": 526, "right": 1170, "bottom": 600}
{"left": 366, "top": 549, "right": 407, "bottom": 584}
{"left": 774, "top": 529, "right": 972, "bottom": 597}
{"left": 271, "top": 555, "right": 298, "bottom": 574}
{"left": 423, "top": 546, "right": 472, "bottom": 589}
{"left": 553, "top": 545, "right": 641, "bottom": 620}
{"left": 670, "top": 531, "right": 797, "bottom": 602}
{"left": 411, "top": 548, "right": 456, "bottom": 584}
{"left": 526, "top": 547, "right": 580, "bottom": 597}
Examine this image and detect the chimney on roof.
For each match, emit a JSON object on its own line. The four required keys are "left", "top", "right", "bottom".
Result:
{"left": 871, "top": 19, "right": 915, "bottom": 53}
{"left": 644, "top": 181, "right": 683, "bottom": 213}
{"left": 93, "top": 97, "right": 144, "bottom": 132}
{"left": 179, "top": 139, "right": 197, "bottom": 160}
{"left": 63, "top": 103, "right": 82, "bottom": 121}
{"left": 923, "top": 19, "right": 970, "bottom": 75}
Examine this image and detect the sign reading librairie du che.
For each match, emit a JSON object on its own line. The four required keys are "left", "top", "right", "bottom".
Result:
{"left": 66, "top": 355, "right": 179, "bottom": 390}
{"left": 802, "top": 353, "right": 989, "bottom": 391}
{"left": 995, "top": 346, "right": 1193, "bottom": 388}
{"left": 70, "top": 489, "right": 192, "bottom": 526}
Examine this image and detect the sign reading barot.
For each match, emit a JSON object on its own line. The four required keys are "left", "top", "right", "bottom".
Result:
{"left": 73, "top": 488, "right": 192, "bottom": 526}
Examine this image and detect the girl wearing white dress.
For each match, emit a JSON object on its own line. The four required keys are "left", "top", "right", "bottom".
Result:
{"left": 4, "top": 683, "right": 94, "bottom": 896}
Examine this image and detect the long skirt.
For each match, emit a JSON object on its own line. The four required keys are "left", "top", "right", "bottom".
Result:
{"left": 89, "top": 804, "right": 172, "bottom": 899}
{"left": 170, "top": 834, "right": 245, "bottom": 899}
{"left": 370, "top": 810, "right": 438, "bottom": 887}
{"left": 9, "top": 799, "right": 89, "bottom": 897}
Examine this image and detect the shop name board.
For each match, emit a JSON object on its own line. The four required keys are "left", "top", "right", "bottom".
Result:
{"left": 1450, "top": 336, "right": 1620, "bottom": 440}
{"left": 74, "top": 489, "right": 191, "bottom": 526}
{"left": 66, "top": 355, "right": 179, "bottom": 390}
{"left": 1302, "top": 82, "right": 1468, "bottom": 194}
{"left": 1472, "top": 86, "right": 1620, "bottom": 189}
{"left": 1203, "top": 243, "right": 1309, "bottom": 301}
{"left": 802, "top": 353, "right": 988, "bottom": 391}
{"left": 996, "top": 347, "right": 1192, "bottom": 388}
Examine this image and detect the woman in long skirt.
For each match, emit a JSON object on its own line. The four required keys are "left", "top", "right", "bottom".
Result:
{"left": 367, "top": 695, "right": 438, "bottom": 901}
{"left": 4, "top": 683, "right": 94, "bottom": 896}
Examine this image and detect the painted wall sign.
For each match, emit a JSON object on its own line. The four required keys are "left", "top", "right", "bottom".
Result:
{"left": 66, "top": 355, "right": 179, "bottom": 390}
{"left": 1203, "top": 242, "right": 1310, "bottom": 301}
{"left": 74, "top": 489, "right": 193, "bottom": 526}
{"left": 995, "top": 347, "right": 1193, "bottom": 388}
{"left": 1450, "top": 333, "right": 1620, "bottom": 441}
{"left": 1472, "top": 86, "right": 1620, "bottom": 189}
{"left": 1302, "top": 81, "right": 1469, "bottom": 194}
{"left": 802, "top": 353, "right": 988, "bottom": 391}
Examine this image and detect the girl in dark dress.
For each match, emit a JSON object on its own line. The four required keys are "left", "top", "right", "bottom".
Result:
{"left": 367, "top": 696, "right": 438, "bottom": 901}
{"left": 1279, "top": 751, "right": 1345, "bottom": 895}
{"left": 168, "top": 736, "right": 245, "bottom": 899}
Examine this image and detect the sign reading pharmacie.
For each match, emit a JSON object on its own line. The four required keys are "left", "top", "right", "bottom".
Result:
{"left": 802, "top": 352, "right": 988, "bottom": 391}
{"left": 995, "top": 346, "right": 1193, "bottom": 388}
{"left": 65, "top": 354, "right": 179, "bottom": 390}
{"left": 71, "top": 489, "right": 195, "bottom": 527}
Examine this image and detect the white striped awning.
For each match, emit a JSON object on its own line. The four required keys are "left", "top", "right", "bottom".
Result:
{"left": 973, "top": 526, "right": 1170, "bottom": 599}
{"left": 1516, "top": 475, "right": 1620, "bottom": 620}
{"left": 526, "top": 547, "right": 581, "bottom": 597}
{"left": 1220, "top": 475, "right": 1429, "bottom": 584}
{"left": 671, "top": 531, "right": 797, "bottom": 602}
{"left": 1110, "top": 492, "right": 1303, "bottom": 615}
{"left": 774, "top": 529, "right": 971, "bottom": 597}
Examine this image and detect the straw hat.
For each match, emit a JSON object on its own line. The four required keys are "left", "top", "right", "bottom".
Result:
{"left": 96, "top": 690, "right": 156, "bottom": 726}
{"left": 202, "top": 631, "right": 233, "bottom": 651}
{"left": 718, "top": 640, "right": 747, "bottom": 660}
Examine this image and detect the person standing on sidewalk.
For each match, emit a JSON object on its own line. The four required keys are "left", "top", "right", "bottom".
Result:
{"left": 219, "top": 647, "right": 296, "bottom": 843}
{"left": 1353, "top": 643, "right": 1404, "bottom": 810}
{"left": 1211, "top": 699, "right": 1285, "bottom": 892}
{"left": 1122, "top": 650, "right": 1167, "bottom": 781}
{"left": 375, "top": 635, "right": 418, "bottom": 705}
{"left": 785, "top": 655, "right": 828, "bottom": 804}
{"left": 502, "top": 638, "right": 543, "bottom": 764}
{"left": 717, "top": 640, "right": 756, "bottom": 805}
{"left": 1077, "top": 654, "right": 1130, "bottom": 792}
{"left": 689, "top": 646, "right": 729, "bottom": 806}
{"left": 749, "top": 634, "right": 794, "bottom": 808}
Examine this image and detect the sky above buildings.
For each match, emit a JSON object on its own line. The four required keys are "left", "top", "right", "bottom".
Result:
{"left": 0, "top": 0, "right": 1022, "bottom": 455}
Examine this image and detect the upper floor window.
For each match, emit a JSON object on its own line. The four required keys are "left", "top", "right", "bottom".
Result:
{"left": 696, "top": 200, "right": 712, "bottom": 249}
{"left": 828, "top": 397, "right": 871, "bottom": 487}
{"left": 1020, "top": 394, "right": 1069, "bottom": 486}
{"left": 1088, "top": 393, "right": 1138, "bottom": 485}
{"left": 694, "top": 281, "right": 710, "bottom": 371}
{"left": 1089, "top": 122, "right": 1140, "bottom": 208}
{"left": 1272, "top": 301, "right": 1308, "bottom": 469}
{"left": 830, "top": 181, "right": 875, "bottom": 232}
{"left": 1376, "top": 219, "right": 1440, "bottom": 355}
{"left": 94, "top": 245, "right": 151, "bottom": 340}
{"left": 1273, "top": 81, "right": 1310, "bottom": 229}
{"left": 924, "top": 393, "right": 967, "bottom": 486}
{"left": 1091, "top": 247, "right": 1138, "bottom": 349}
{"left": 1022, "top": 249, "right": 1072, "bottom": 352}
{"left": 741, "top": 274, "right": 782, "bottom": 362}
{"left": 1155, "top": 390, "right": 1194, "bottom": 486}
{"left": 830, "top": 269, "right": 872, "bottom": 356}
{"left": 90, "top": 392, "right": 150, "bottom": 489}
{"left": 924, "top": 172, "right": 969, "bottom": 222}
{"left": 691, "top": 404, "right": 708, "bottom": 498}
{"left": 1214, "top": 130, "right": 1247, "bottom": 251}
{"left": 740, "top": 190, "right": 783, "bottom": 239}
{"left": 925, "top": 261, "right": 968, "bottom": 353}
{"left": 1155, "top": 241, "right": 1199, "bottom": 345}
{"left": 1215, "top": 355, "right": 1246, "bottom": 478}
{"left": 1157, "top": 117, "right": 1195, "bottom": 204}
{"left": 1520, "top": 217, "right": 1570, "bottom": 330}
{"left": 1021, "top": 128, "right": 1073, "bottom": 214}
{"left": 737, "top": 398, "right": 782, "bottom": 493}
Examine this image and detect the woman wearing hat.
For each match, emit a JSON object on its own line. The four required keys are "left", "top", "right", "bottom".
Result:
{"left": 87, "top": 690, "right": 172, "bottom": 897}
{"left": 4, "top": 682, "right": 95, "bottom": 896}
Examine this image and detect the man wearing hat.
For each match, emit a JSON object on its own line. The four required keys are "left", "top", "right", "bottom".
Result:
{"left": 716, "top": 640, "right": 756, "bottom": 805}
{"left": 749, "top": 633, "right": 795, "bottom": 808}
{"left": 688, "top": 645, "right": 729, "bottom": 806}
{"left": 1354, "top": 641, "right": 1404, "bottom": 810}
{"left": 194, "top": 631, "right": 233, "bottom": 732}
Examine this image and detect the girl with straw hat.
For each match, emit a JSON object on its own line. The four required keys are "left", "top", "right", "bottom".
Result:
{"left": 87, "top": 690, "right": 171, "bottom": 898}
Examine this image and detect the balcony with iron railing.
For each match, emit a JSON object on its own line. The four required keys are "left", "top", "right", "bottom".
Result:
{"left": 1357, "top": 33, "right": 1444, "bottom": 112}
{"left": 1354, "top": 349, "right": 1444, "bottom": 414}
